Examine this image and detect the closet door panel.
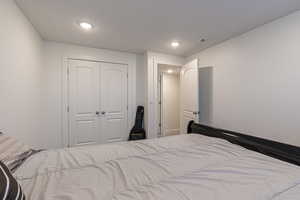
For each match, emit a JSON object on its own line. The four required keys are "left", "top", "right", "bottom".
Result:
{"left": 100, "top": 63, "right": 128, "bottom": 143}
{"left": 69, "top": 60, "right": 100, "bottom": 146}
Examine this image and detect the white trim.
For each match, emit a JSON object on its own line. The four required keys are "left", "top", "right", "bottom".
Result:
{"left": 145, "top": 52, "right": 185, "bottom": 139}
{"left": 62, "top": 56, "right": 136, "bottom": 148}
{"left": 159, "top": 73, "right": 164, "bottom": 137}
{"left": 62, "top": 58, "right": 69, "bottom": 147}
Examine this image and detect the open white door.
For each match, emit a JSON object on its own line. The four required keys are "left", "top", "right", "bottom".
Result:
{"left": 180, "top": 59, "right": 199, "bottom": 134}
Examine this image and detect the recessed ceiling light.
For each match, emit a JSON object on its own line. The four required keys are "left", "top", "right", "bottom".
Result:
{"left": 171, "top": 41, "right": 180, "bottom": 48}
{"left": 167, "top": 69, "right": 173, "bottom": 74}
{"left": 79, "top": 22, "right": 93, "bottom": 30}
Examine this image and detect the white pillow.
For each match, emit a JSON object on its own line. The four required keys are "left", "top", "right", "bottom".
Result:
{"left": 0, "top": 133, "right": 39, "bottom": 173}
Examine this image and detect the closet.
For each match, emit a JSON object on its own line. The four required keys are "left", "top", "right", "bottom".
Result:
{"left": 68, "top": 59, "right": 128, "bottom": 146}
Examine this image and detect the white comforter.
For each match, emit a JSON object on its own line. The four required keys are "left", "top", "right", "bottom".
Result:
{"left": 15, "top": 134, "right": 300, "bottom": 200}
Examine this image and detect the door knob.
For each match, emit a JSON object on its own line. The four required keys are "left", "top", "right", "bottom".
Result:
{"left": 101, "top": 111, "right": 106, "bottom": 115}
{"left": 96, "top": 111, "right": 100, "bottom": 115}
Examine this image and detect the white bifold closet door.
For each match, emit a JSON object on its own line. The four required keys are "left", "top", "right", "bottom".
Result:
{"left": 180, "top": 59, "right": 200, "bottom": 134}
{"left": 69, "top": 60, "right": 128, "bottom": 147}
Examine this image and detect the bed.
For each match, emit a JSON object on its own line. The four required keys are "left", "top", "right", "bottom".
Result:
{"left": 5, "top": 122, "right": 300, "bottom": 199}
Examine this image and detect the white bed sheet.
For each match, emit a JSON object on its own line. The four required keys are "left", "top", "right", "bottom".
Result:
{"left": 15, "top": 134, "right": 300, "bottom": 200}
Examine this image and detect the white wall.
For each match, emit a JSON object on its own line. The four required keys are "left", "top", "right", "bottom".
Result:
{"left": 162, "top": 74, "right": 180, "bottom": 136}
{"left": 43, "top": 41, "right": 138, "bottom": 148}
{"left": 0, "top": 0, "right": 44, "bottom": 148}
{"left": 0, "top": 1, "right": 143, "bottom": 149}
{"left": 136, "top": 54, "right": 146, "bottom": 106}
{"left": 188, "top": 11, "right": 300, "bottom": 146}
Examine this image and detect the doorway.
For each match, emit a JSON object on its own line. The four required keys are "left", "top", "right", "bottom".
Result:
{"left": 158, "top": 64, "right": 181, "bottom": 137}
{"left": 68, "top": 59, "right": 128, "bottom": 147}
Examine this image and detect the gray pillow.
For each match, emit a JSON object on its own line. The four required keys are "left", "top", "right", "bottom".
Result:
{"left": 0, "top": 134, "right": 41, "bottom": 173}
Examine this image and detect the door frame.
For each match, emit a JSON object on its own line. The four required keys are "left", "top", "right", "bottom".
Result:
{"left": 159, "top": 72, "right": 164, "bottom": 137}
{"left": 145, "top": 52, "right": 185, "bottom": 139}
{"left": 62, "top": 56, "right": 135, "bottom": 147}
